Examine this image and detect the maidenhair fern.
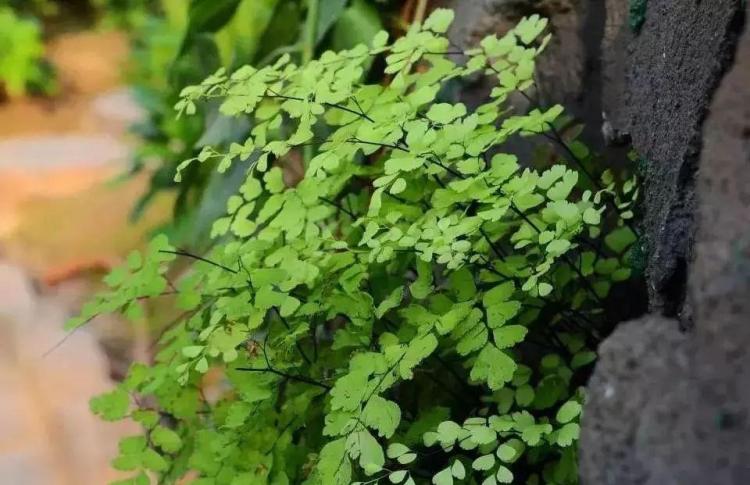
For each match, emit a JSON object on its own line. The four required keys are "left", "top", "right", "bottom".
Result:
{"left": 73, "top": 9, "right": 639, "bottom": 485}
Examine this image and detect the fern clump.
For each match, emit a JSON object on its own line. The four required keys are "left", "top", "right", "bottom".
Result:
{"left": 75, "top": 9, "right": 637, "bottom": 485}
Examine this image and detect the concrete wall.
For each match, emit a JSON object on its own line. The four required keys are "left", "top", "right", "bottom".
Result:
{"left": 445, "top": 1, "right": 749, "bottom": 482}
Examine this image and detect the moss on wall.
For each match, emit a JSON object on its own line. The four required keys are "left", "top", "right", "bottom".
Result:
{"left": 629, "top": 0, "right": 647, "bottom": 33}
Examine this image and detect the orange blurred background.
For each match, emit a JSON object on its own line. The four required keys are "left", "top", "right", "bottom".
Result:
{"left": 0, "top": 30, "right": 171, "bottom": 484}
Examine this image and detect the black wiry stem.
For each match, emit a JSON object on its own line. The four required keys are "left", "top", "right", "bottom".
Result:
{"left": 274, "top": 307, "right": 313, "bottom": 365}
{"left": 236, "top": 367, "right": 331, "bottom": 390}
{"left": 320, "top": 196, "right": 357, "bottom": 219}
{"left": 160, "top": 249, "right": 238, "bottom": 274}
{"left": 264, "top": 90, "right": 375, "bottom": 123}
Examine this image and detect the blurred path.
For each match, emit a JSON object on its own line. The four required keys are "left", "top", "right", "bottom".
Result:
{"left": 0, "top": 31, "right": 170, "bottom": 484}
{"left": 0, "top": 263, "right": 137, "bottom": 485}
{"left": 0, "top": 31, "right": 162, "bottom": 271}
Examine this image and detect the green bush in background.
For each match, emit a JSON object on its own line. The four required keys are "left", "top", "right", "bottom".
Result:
{"left": 0, "top": 6, "right": 55, "bottom": 97}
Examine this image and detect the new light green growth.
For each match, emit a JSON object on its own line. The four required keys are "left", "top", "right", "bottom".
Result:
{"left": 74, "top": 9, "right": 638, "bottom": 485}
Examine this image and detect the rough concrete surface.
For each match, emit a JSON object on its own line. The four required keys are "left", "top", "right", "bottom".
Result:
{"left": 601, "top": 0, "right": 630, "bottom": 138}
{"left": 624, "top": 0, "right": 744, "bottom": 316}
{"left": 680, "top": 5, "right": 750, "bottom": 478}
{"left": 579, "top": 315, "right": 688, "bottom": 485}
{"left": 581, "top": 2, "right": 750, "bottom": 483}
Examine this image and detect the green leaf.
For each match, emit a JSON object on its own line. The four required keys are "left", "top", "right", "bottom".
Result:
{"left": 151, "top": 426, "right": 182, "bottom": 453}
{"left": 455, "top": 310, "right": 488, "bottom": 355}
{"left": 410, "top": 260, "right": 433, "bottom": 300}
{"left": 255, "top": 286, "right": 286, "bottom": 310}
{"left": 426, "top": 103, "right": 466, "bottom": 124}
{"left": 368, "top": 188, "right": 383, "bottom": 217}
{"left": 347, "top": 430, "right": 385, "bottom": 474}
{"left": 483, "top": 282, "right": 515, "bottom": 306}
{"left": 546, "top": 239, "right": 571, "bottom": 256}
{"left": 391, "top": 177, "right": 407, "bottom": 195}
{"left": 571, "top": 351, "right": 597, "bottom": 369}
{"left": 520, "top": 423, "right": 553, "bottom": 446}
{"left": 513, "top": 14, "right": 547, "bottom": 44}
{"left": 230, "top": 203, "right": 257, "bottom": 237}
{"left": 132, "top": 410, "right": 159, "bottom": 430}
{"left": 224, "top": 401, "right": 253, "bottom": 429}
{"left": 583, "top": 207, "right": 601, "bottom": 225}
{"left": 495, "top": 465, "right": 514, "bottom": 483}
{"left": 372, "top": 30, "right": 389, "bottom": 48}
{"left": 538, "top": 282, "right": 553, "bottom": 297}
{"left": 280, "top": 295, "right": 301, "bottom": 317}
{"left": 448, "top": 268, "right": 477, "bottom": 301}
{"left": 195, "top": 357, "right": 209, "bottom": 373}
{"left": 363, "top": 396, "right": 401, "bottom": 438}
{"left": 318, "top": 438, "right": 352, "bottom": 485}
{"left": 451, "top": 460, "right": 466, "bottom": 479}
{"left": 515, "top": 384, "right": 535, "bottom": 407}
{"left": 471, "top": 345, "right": 517, "bottom": 390}
{"left": 400, "top": 333, "right": 438, "bottom": 379}
{"left": 556, "top": 401, "right": 582, "bottom": 424}
{"left": 398, "top": 453, "right": 417, "bottom": 465}
{"left": 496, "top": 439, "right": 524, "bottom": 462}
{"left": 182, "top": 345, "right": 204, "bottom": 358}
{"left": 264, "top": 167, "right": 286, "bottom": 193}
{"left": 90, "top": 388, "right": 130, "bottom": 421}
{"left": 486, "top": 301, "right": 522, "bottom": 329}
{"left": 211, "top": 217, "right": 231, "bottom": 238}
{"left": 547, "top": 171, "right": 578, "bottom": 201}
{"left": 556, "top": 422, "right": 580, "bottom": 447}
{"left": 605, "top": 227, "right": 637, "bottom": 253}
{"left": 389, "top": 470, "right": 408, "bottom": 483}
{"left": 515, "top": 14, "right": 548, "bottom": 44}
{"left": 472, "top": 454, "right": 495, "bottom": 471}
{"left": 331, "top": 370, "right": 370, "bottom": 412}
{"left": 387, "top": 443, "right": 410, "bottom": 459}
{"left": 142, "top": 447, "right": 169, "bottom": 472}
{"left": 423, "top": 8, "right": 454, "bottom": 33}
{"left": 493, "top": 325, "right": 528, "bottom": 349}
{"left": 434, "top": 420, "right": 463, "bottom": 447}
{"left": 437, "top": 303, "right": 473, "bottom": 335}
{"left": 376, "top": 287, "right": 404, "bottom": 318}
{"left": 432, "top": 467, "right": 453, "bottom": 485}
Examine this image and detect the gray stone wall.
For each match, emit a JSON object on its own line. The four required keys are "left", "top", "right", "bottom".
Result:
{"left": 580, "top": 4, "right": 750, "bottom": 480}
{"left": 622, "top": 0, "right": 744, "bottom": 317}
{"left": 445, "top": 0, "right": 749, "bottom": 482}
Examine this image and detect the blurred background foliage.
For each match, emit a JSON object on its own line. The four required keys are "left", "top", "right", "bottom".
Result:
{"left": 125, "top": 0, "right": 403, "bottom": 249}
{"left": 0, "top": 0, "right": 410, "bottom": 247}
{"left": 0, "top": 5, "right": 56, "bottom": 97}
